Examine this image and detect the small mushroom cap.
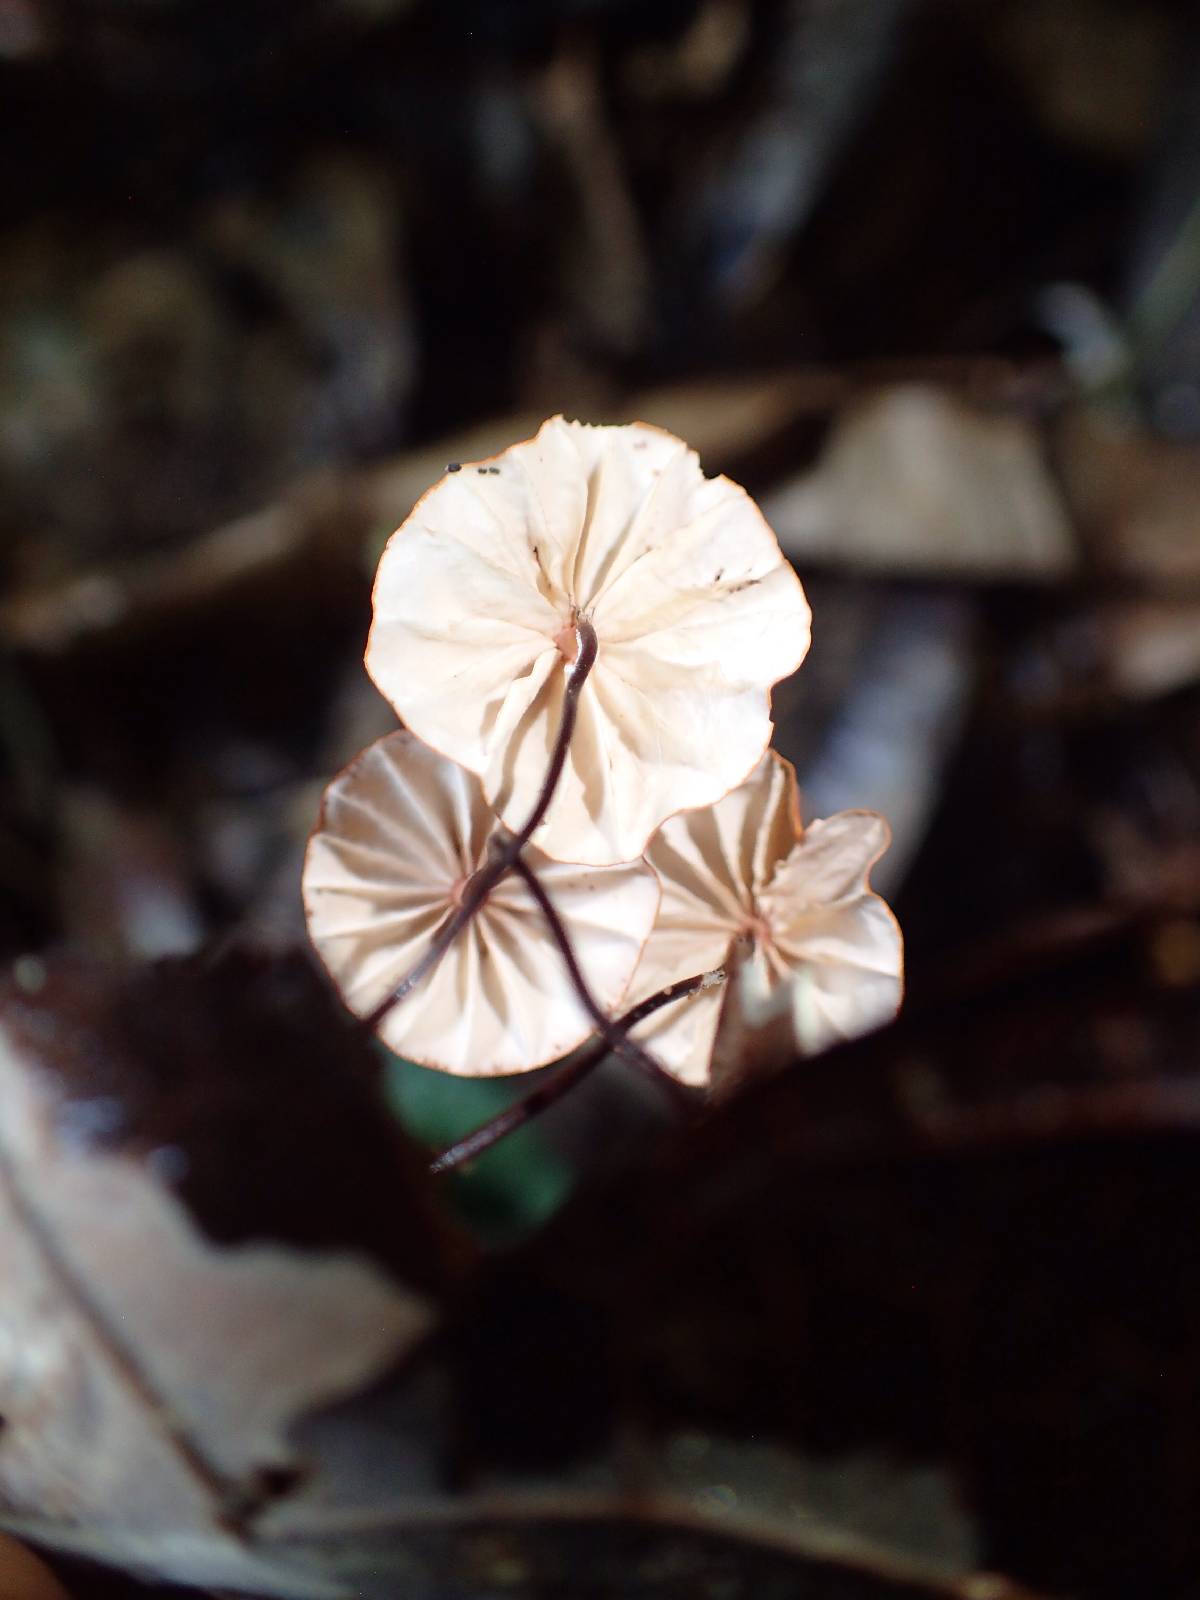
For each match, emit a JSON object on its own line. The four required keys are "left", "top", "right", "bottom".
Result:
{"left": 628, "top": 751, "right": 800, "bottom": 1086}
{"left": 366, "top": 416, "right": 811, "bottom": 867}
{"left": 302, "top": 732, "right": 660, "bottom": 1075}
{"left": 758, "top": 811, "right": 903, "bottom": 1055}
{"left": 629, "top": 753, "right": 902, "bottom": 1085}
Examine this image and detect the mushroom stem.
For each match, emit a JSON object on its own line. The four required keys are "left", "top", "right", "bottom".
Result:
{"left": 361, "top": 619, "right": 599, "bottom": 1034}
{"left": 429, "top": 967, "right": 720, "bottom": 1175}
{"left": 513, "top": 855, "right": 693, "bottom": 1106}
{"left": 519, "top": 613, "right": 597, "bottom": 846}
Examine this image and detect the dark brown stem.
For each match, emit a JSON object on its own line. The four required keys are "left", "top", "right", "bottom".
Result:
{"left": 362, "top": 619, "right": 599, "bottom": 1035}
{"left": 430, "top": 968, "right": 719, "bottom": 1174}
{"left": 513, "top": 856, "right": 693, "bottom": 1109}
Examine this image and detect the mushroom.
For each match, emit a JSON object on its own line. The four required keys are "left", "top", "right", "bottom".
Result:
{"left": 365, "top": 417, "right": 811, "bottom": 868}
{"left": 627, "top": 752, "right": 903, "bottom": 1086}
{"left": 302, "top": 731, "right": 661, "bottom": 1074}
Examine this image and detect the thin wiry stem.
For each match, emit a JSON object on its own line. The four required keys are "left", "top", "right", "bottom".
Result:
{"left": 513, "top": 856, "right": 693, "bottom": 1108}
{"left": 362, "top": 620, "right": 598, "bottom": 1035}
{"left": 430, "top": 968, "right": 720, "bottom": 1174}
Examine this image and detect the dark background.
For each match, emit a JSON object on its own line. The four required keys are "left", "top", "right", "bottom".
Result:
{"left": 2, "top": 2, "right": 1200, "bottom": 1597}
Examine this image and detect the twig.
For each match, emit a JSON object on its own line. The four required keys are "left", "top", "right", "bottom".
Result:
{"left": 257, "top": 1487, "right": 1049, "bottom": 1598}
{"left": 513, "top": 856, "right": 693, "bottom": 1110}
{"left": 362, "top": 620, "right": 599, "bottom": 1034}
{"left": 430, "top": 969, "right": 719, "bottom": 1174}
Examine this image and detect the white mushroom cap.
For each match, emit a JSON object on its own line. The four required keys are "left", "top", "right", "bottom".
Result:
{"left": 758, "top": 811, "right": 904, "bottom": 1055}
{"left": 628, "top": 752, "right": 903, "bottom": 1085}
{"left": 366, "top": 417, "right": 811, "bottom": 868}
{"left": 625, "top": 751, "right": 798, "bottom": 1086}
{"left": 302, "top": 731, "right": 661, "bottom": 1075}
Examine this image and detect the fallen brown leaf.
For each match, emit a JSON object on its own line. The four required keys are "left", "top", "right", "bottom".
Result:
{"left": 0, "top": 1534, "right": 71, "bottom": 1600}
{"left": 0, "top": 954, "right": 443, "bottom": 1596}
{"left": 765, "top": 386, "right": 1077, "bottom": 578}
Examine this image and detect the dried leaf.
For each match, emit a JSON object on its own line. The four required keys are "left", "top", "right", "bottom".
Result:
{"left": 0, "top": 1534, "right": 70, "bottom": 1600}
{"left": 0, "top": 955, "right": 442, "bottom": 1596}
{"left": 765, "top": 386, "right": 1076, "bottom": 577}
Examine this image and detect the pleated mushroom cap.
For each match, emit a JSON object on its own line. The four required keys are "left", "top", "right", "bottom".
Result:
{"left": 302, "top": 732, "right": 661, "bottom": 1074}
{"left": 628, "top": 752, "right": 903, "bottom": 1086}
{"left": 757, "top": 810, "right": 904, "bottom": 1056}
{"left": 365, "top": 416, "right": 812, "bottom": 868}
